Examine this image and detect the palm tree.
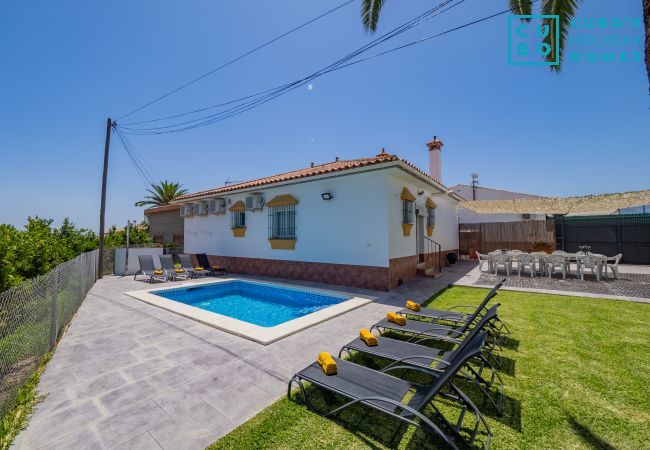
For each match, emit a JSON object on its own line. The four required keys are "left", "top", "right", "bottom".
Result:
{"left": 135, "top": 180, "right": 188, "bottom": 207}
{"left": 362, "top": 0, "right": 650, "bottom": 81}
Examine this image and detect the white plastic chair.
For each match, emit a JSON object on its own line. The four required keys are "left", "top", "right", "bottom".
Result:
{"left": 604, "top": 254, "right": 622, "bottom": 279}
{"left": 546, "top": 254, "right": 568, "bottom": 280}
{"left": 492, "top": 253, "right": 511, "bottom": 276}
{"left": 476, "top": 252, "right": 491, "bottom": 272}
{"left": 577, "top": 255, "right": 601, "bottom": 281}
{"left": 516, "top": 254, "right": 535, "bottom": 278}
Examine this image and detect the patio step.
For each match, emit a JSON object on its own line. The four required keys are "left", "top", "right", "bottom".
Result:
{"left": 416, "top": 266, "right": 442, "bottom": 277}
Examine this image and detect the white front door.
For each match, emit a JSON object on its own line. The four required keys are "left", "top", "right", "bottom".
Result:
{"left": 417, "top": 215, "right": 425, "bottom": 255}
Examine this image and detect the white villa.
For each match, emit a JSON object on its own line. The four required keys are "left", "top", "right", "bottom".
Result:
{"left": 172, "top": 138, "right": 462, "bottom": 291}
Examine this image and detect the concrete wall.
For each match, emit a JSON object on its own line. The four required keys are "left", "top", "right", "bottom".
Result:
{"left": 114, "top": 247, "right": 164, "bottom": 276}
{"left": 451, "top": 184, "right": 546, "bottom": 224}
{"left": 182, "top": 166, "right": 460, "bottom": 290}
{"left": 183, "top": 170, "right": 391, "bottom": 267}
{"left": 146, "top": 209, "right": 184, "bottom": 244}
{"left": 388, "top": 168, "right": 459, "bottom": 260}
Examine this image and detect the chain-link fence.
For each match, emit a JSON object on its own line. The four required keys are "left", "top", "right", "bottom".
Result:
{"left": 0, "top": 250, "right": 98, "bottom": 419}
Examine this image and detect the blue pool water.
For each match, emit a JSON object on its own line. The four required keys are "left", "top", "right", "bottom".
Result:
{"left": 155, "top": 281, "right": 348, "bottom": 327}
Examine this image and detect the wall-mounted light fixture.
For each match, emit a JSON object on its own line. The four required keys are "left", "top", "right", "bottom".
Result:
{"left": 417, "top": 190, "right": 424, "bottom": 196}
{"left": 321, "top": 192, "right": 333, "bottom": 201}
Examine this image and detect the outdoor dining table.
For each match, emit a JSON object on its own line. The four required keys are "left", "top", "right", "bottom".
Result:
{"left": 488, "top": 250, "right": 610, "bottom": 279}
{"left": 563, "top": 252, "right": 609, "bottom": 279}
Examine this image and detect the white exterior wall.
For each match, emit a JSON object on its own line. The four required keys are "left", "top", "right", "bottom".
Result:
{"left": 183, "top": 170, "right": 391, "bottom": 267}
{"left": 451, "top": 184, "right": 546, "bottom": 224}
{"left": 388, "top": 168, "right": 459, "bottom": 259}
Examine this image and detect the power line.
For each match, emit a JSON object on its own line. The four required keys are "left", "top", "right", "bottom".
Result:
{"left": 113, "top": 125, "right": 155, "bottom": 186}
{"left": 116, "top": 0, "right": 355, "bottom": 121}
{"left": 120, "top": 0, "right": 534, "bottom": 136}
{"left": 118, "top": 0, "right": 464, "bottom": 135}
{"left": 119, "top": 131, "right": 161, "bottom": 182}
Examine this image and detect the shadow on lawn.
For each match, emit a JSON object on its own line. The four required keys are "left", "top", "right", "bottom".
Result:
{"left": 501, "top": 337, "right": 520, "bottom": 351}
{"left": 292, "top": 384, "right": 491, "bottom": 450}
{"left": 568, "top": 416, "right": 616, "bottom": 450}
{"left": 498, "top": 356, "right": 516, "bottom": 377}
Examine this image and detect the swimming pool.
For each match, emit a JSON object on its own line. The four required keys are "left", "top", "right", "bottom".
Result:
{"left": 126, "top": 278, "right": 373, "bottom": 344}
{"left": 155, "top": 281, "right": 347, "bottom": 327}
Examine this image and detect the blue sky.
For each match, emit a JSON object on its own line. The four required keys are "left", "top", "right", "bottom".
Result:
{"left": 0, "top": 0, "right": 647, "bottom": 230}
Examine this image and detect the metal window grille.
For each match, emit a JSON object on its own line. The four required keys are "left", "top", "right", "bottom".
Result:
{"left": 427, "top": 207, "right": 436, "bottom": 228}
{"left": 402, "top": 200, "right": 414, "bottom": 224}
{"left": 0, "top": 250, "right": 98, "bottom": 419}
{"left": 268, "top": 205, "right": 296, "bottom": 239}
{"left": 230, "top": 211, "right": 246, "bottom": 228}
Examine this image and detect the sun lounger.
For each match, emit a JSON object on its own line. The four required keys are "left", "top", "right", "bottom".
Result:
{"left": 394, "top": 281, "right": 509, "bottom": 345}
{"left": 134, "top": 254, "right": 168, "bottom": 283}
{"left": 178, "top": 254, "right": 209, "bottom": 278}
{"left": 159, "top": 254, "right": 190, "bottom": 281}
{"left": 289, "top": 332, "right": 491, "bottom": 449}
{"left": 340, "top": 305, "right": 505, "bottom": 414}
{"left": 397, "top": 280, "right": 504, "bottom": 325}
{"left": 196, "top": 253, "right": 228, "bottom": 276}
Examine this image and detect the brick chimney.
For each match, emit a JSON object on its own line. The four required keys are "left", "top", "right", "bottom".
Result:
{"left": 426, "top": 136, "right": 444, "bottom": 182}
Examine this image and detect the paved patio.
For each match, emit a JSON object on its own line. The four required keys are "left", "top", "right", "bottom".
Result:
{"left": 14, "top": 265, "right": 472, "bottom": 450}
{"left": 456, "top": 263, "right": 650, "bottom": 302}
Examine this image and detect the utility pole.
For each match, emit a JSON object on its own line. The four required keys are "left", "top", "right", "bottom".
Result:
{"left": 471, "top": 173, "right": 479, "bottom": 201}
{"left": 98, "top": 117, "right": 112, "bottom": 279}
{"left": 125, "top": 219, "right": 131, "bottom": 275}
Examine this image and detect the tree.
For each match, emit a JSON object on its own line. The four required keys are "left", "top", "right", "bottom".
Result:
{"left": 135, "top": 181, "right": 188, "bottom": 207}
{"left": 104, "top": 222, "right": 152, "bottom": 248}
{"left": 361, "top": 0, "right": 650, "bottom": 81}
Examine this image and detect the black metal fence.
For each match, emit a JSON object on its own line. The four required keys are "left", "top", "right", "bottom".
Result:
{"left": 555, "top": 214, "right": 650, "bottom": 264}
{"left": 0, "top": 250, "right": 98, "bottom": 419}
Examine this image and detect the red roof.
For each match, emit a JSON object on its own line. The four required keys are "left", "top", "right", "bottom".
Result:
{"left": 175, "top": 150, "right": 453, "bottom": 201}
{"left": 144, "top": 204, "right": 181, "bottom": 215}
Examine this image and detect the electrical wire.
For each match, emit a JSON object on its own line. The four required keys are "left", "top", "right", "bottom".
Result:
{"left": 113, "top": 125, "right": 156, "bottom": 186}
{"left": 119, "top": 0, "right": 535, "bottom": 136}
{"left": 116, "top": 0, "right": 355, "bottom": 121}
{"left": 119, "top": 0, "right": 463, "bottom": 134}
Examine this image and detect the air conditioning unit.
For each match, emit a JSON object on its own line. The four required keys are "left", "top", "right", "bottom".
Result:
{"left": 208, "top": 198, "right": 226, "bottom": 214}
{"left": 195, "top": 202, "right": 208, "bottom": 216}
{"left": 245, "top": 195, "right": 264, "bottom": 211}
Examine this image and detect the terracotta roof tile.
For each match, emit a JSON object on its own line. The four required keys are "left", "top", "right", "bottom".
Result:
{"left": 175, "top": 150, "right": 453, "bottom": 202}
{"left": 144, "top": 204, "right": 181, "bottom": 214}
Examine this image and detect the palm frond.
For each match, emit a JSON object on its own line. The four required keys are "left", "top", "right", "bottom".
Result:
{"left": 542, "top": 0, "right": 582, "bottom": 71}
{"left": 361, "top": 0, "right": 386, "bottom": 33}
{"left": 509, "top": 0, "right": 533, "bottom": 22}
{"left": 135, "top": 180, "right": 188, "bottom": 207}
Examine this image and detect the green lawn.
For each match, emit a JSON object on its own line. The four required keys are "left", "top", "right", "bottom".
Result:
{"left": 208, "top": 287, "right": 650, "bottom": 449}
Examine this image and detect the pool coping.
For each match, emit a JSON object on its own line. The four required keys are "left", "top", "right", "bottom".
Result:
{"left": 124, "top": 277, "right": 375, "bottom": 345}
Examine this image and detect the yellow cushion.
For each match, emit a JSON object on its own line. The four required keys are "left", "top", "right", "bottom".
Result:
{"left": 175, "top": 268, "right": 185, "bottom": 273}
{"left": 387, "top": 312, "right": 406, "bottom": 326}
{"left": 317, "top": 352, "right": 337, "bottom": 375}
{"left": 406, "top": 300, "right": 421, "bottom": 312}
{"left": 153, "top": 270, "right": 164, "bottom": 275}
{"left": 194, "top": 266, "right": 204, "bottom": 271}
{"left": 359, "top": 329, "right": 378, "bottom": 347}
{"left": 212, "top": 265, "right": 220, "bottom": 270}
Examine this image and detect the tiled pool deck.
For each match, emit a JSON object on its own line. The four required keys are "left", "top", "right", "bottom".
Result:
{"left": 14, "top": 266, "right": 469, "bottom": 449}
